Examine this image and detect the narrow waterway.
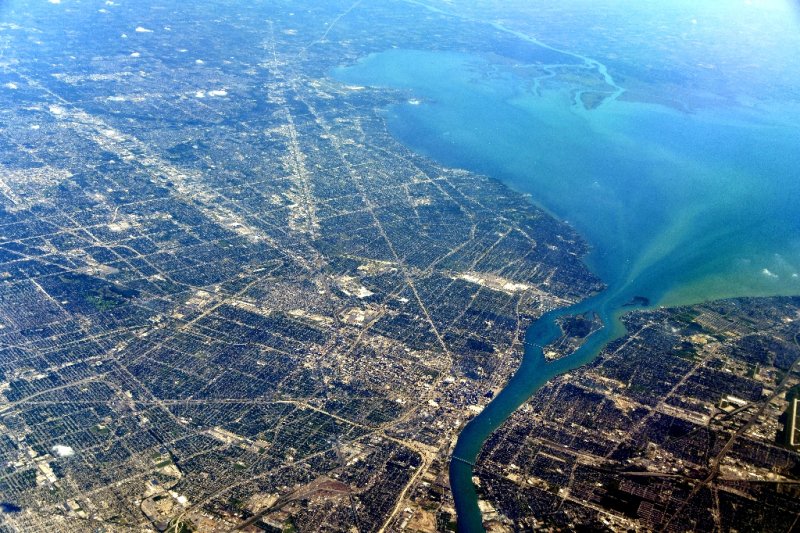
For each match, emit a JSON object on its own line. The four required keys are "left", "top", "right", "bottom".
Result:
{"left": 448, "top": 278, "right": 652, "bottom": 530}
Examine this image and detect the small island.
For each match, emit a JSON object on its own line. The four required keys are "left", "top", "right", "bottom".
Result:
{"left": 542, "top": 311, "right": 604, "bottom": 361}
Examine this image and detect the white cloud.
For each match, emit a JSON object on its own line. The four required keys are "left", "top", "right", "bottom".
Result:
{"left": 762, "top": 268, "right": 778, "bottom": 279}
{"left": 52, "top": 445, "right": 75, "bottom": 457}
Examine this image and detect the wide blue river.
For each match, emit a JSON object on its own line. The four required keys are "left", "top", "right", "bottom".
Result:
{"left": 334, "top": 6, "right": 800, "bottom": 529}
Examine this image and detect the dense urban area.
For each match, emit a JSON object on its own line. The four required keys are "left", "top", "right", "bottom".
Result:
{"left": 0, "top": 0, "right": 798, "bottom": 532}
{"left": 0, "top": 1, "right": 600, "bottom": 530}
{"left": 475, "top": 298, "right": 800, "bottom": 531}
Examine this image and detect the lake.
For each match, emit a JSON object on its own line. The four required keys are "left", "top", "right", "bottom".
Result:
{"left": 333, "top": 20, "right": 800, "bottom": 530}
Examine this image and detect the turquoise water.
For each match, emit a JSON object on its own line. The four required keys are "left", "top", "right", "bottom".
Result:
{"left": 335, "top": 49, "right": 800, "bottom": 308}
{"left": 334, "top": 35, "right": 800, "bottom": 532}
